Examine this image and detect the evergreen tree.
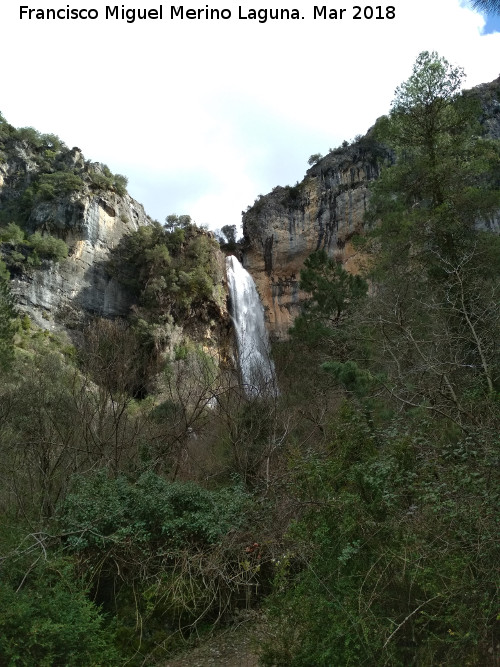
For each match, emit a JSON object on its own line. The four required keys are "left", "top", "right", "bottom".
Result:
{"left": 263, "top": 53, "right": 500, "bottom": 667}
{"left": 366, "top": 51, "right": 500, "bottom": 404}
{"left": 369, "top": 51, "right": 500, "bottom": 273}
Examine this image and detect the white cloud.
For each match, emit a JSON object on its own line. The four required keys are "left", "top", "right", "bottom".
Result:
{"left": 2, "top": 0, "right": 499, "bottom": 228}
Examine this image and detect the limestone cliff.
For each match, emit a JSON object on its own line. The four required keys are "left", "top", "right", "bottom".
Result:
{"left": 0, "top": 124, "right": 231, "bottom": 358}
{"left": 0, "top": 137, "right": 153, "bottom": 330}
{"left": 242, "top": 76, "right": 500, "bottom": 341}
{"left": 242, "top": 134, "right": 388, "bottom": 340}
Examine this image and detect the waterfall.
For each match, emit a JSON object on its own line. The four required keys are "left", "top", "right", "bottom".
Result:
{"left": 226, "top": 255, "right": 276, "bottom": 397}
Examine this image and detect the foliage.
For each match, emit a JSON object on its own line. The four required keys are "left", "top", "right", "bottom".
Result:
{"left": 58, "top": 471, "right": 253, "bottom": 660}
{"left": 109, "top": 218, "right": 221, "bottom": 319}
{"left": 165, "top": 213, "right": 194, "bottom": 231}
{"left": 36, "top": 171, "right": 84, "bottom": 200}
{"left": 0, "top": 223, "right": 69, "bottom": 269}
{"left": 298, "top": 250, "right": 367, "bottom": 325}
{"left": 0, "top": 117, "right": 67, "bottom": 158}
{"left": 0, "top": 258, "right": 8, "bottom": 282}
{"left": 369, "top": 51, "right": 500, "bottom": 272}
{"left": 112, "top": 173, "right": 128, "bottom": 196}
{"left": 261, "top": 408, "right": 500, "bottom": 667}
{"left": 280, "top": 182, "right": 302, "bottom": 208}
{"left": 216, "top": 224, "right": 239, "bottom": 253}
{"left": 0, "top": 222, "right": 25, "bottom": 245}
{"left": 262, "top": 51, "right": 500, "bottom": 667}
{"left": 28, "top": 232, "right": 68, "bottom": 261}
{"left": 80, "top": 317, "right": 157, "bottom": 400}
{"left": 0, "top": 113, "right": 129, "bottom": 245}
{"left": 290, "top": 250, "right": 367, "bottom": 350}
{"left": 0, "top": 549, "right": 118, "bottom": 666}
{"left": 61, "top": 470, "right": 249, "bottom": 551}
{"left": 365, "top": 51, "right": 500, "bottom": 406}
{"left": 221, "top": 224, "right": 237, "bottom": 246}
{"left": 88, "top": 164, "right": 128, "bottom": 195}
{"left": 307, "top": 153, "right": 323, "bottom": 165}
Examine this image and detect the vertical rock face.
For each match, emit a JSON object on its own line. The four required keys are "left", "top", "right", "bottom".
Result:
{"left": 242, "top": 76, "right": 500, "bottom": 341}
{"left": 0, "top": 145, "right": 153, "bottom": 331}
{"left": 14, "top": 192, "right": 152, "bottom": 330}
{"left": 0, "top": 132, "right": 233, "bottom": 361}
{"left": 242, "top": 136, "right": 388, "bottom": 340}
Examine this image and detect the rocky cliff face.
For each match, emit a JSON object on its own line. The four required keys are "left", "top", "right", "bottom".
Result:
{"left": 242, "top": 76, "right": 500, "bottom": 340}
{"left": 0, "top": 141, "right": 153, "bottom": 331}
{"left": 0, "top": 129, "right": 232, "bottom": 363}
{"left": 242, "top": 135, "right": 388, "bottom": 340}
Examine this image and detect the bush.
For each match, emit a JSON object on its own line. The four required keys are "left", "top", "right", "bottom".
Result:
{"left": 307, "top": 153, "right": 323, "bottom": 166}
{"left": 0, "top": 222, "right": 25, "bottom": 245}
{"left": 58, "top": 471, "right": 253, "bottom": 661}
{"left": 36, "top": 171, "right": 84, "bottom": 199}
{"left": 62, "top": 470, "right": 249, "bottom": 551}
{"left": 113, "top": 173, "right": 128, "bottom": 196}
{"left": 261, "top": 406, "right": 500, "bottom": 666}
{"left": 109, "top": 220, "right": 220, "bottom": 319}
{"left": 15, "top": 126, "right": 44, "bottom": 148}
{"left": 0, "top": 277, "right": 16, "bottom": 370}
{"left": 0, "top": 553, "right": 118, "bottom": 666}
{"left": 88, "top": 166, "right": 128, "bottom": 195}
{"left": 28, "top": 232, "right": 68, "bottom": 262}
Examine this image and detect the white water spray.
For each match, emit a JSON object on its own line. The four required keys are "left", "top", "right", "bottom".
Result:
{"left": 226, "top": 255, "right": 276, "bottom": 397}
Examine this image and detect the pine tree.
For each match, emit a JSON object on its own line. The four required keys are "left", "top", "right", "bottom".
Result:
{"left": 366, "top": 51, "right": 500, "bottom": 406}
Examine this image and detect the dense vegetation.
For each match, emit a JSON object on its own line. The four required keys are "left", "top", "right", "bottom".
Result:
{"left": 109, "top": 214, "right": 224, "bottom": 320}
{"left": 0, "top": 52, "right": 499, "bottom": 666}
{"left": 261, "top": 50, "right": 500, "bottom": 667}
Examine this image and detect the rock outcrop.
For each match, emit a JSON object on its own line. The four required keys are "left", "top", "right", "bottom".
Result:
{"left": 242, "top": 76, "right": 500, "bottom": 340}
{"left": 12, "top": 192, "right": 151, "bottom": 331}
{"left": 242, "top": 135, "right": 388, "bottom": 340}
{"left": 0, "top": 141, "right": 152, "bottom": 331}
{"left": 0, "top": 125, "right": 232, "bottom": 364}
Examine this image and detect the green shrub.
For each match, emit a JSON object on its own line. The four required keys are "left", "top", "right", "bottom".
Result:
{"left": 261, "top": 406, "right": 500, "bottom": 667}
{"left": 0, "top": 276, "right": 17, "bottom": 370}
{"left": 58, "top": 471, "right": 253, "bottom": 661}
{"left": 0, "top": 555, "right": 119, "bottom": 666}
{"left": 113, "top": 173, "right": 128, "bottom": 196}
{"left": 0, "top": 222, "right": 25, "bottom": 245}
{"left": 36, "top": 171, "right": 84, "bottom": 199}
{"left": 109, "top": 220, "right": 220, "bottom": 319}
{"left": 15, "top": 126, "right": 44, "bottom": 148}
{"left": 88, "top": 170, "right": 113, "bottom": 190}
{"left": 62, "top": 470, "right": 249, "bottom": 551}
{"left": 0, "top": 258, "right": 9, "bottom": 281}
{"left": 28, "top": 232, "right": 68, "bottom": 262}
{"left": 40, "top": 133, "right": 66, "bottom": 152}
{"left": 307, "top": 152, "right": 323, "bottom": 166}
{"left": 88, "top": 166, "right": 128, "bottom": 195}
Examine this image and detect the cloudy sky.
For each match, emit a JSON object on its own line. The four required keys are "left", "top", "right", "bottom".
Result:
{"left": 2, "top": 1, "right": 499, "bottom": 230}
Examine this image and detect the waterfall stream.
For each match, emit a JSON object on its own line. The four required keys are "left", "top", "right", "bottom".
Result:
{"left": 226, "top": 255, "right": 276, "bottom": 397}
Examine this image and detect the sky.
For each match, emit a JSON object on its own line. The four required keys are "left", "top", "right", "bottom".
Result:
{"left": 1, "top": 0, "right": 499, "bottom": 231}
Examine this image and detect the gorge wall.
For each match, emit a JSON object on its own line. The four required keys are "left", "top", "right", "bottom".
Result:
{"left": 0, "top": 142, "right": 152, "bottom": 331}
{"left": 0, "top": 131, "right": 230, "bottom": 357}
{"left": 241, "top": 135, "right": 388, "bottom": 340}
{"left": 2, "top": 75, "right": 499, "bottom": 348}
{"left": 242, "top": 76, "right": 500, "bottom": 341}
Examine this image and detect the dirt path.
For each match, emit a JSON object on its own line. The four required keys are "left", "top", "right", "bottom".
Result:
{"left": 162, "top": 615, "right": 263, "bottom": 667}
